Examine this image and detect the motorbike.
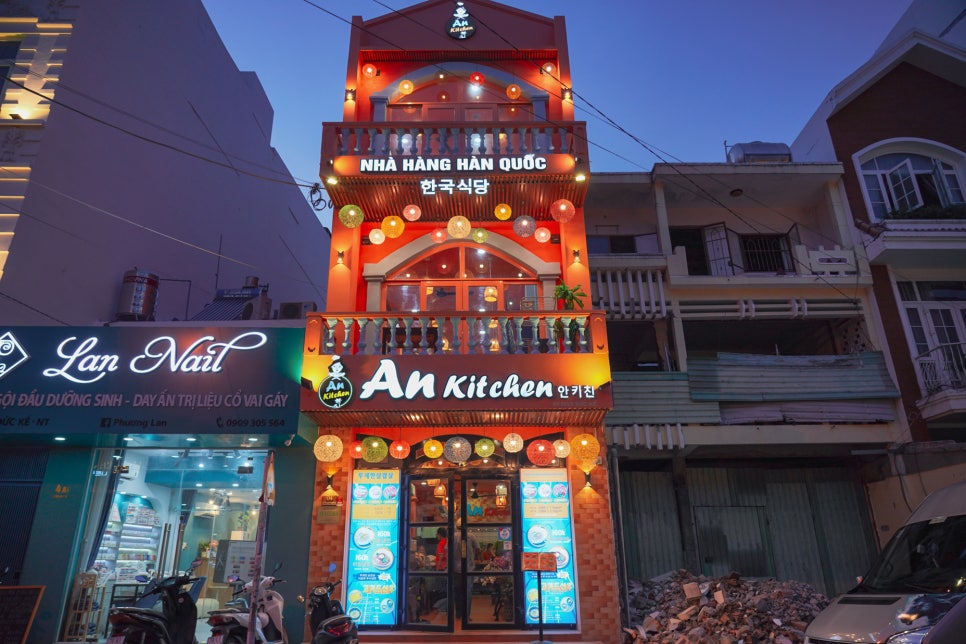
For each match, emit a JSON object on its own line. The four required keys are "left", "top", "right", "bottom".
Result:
{"left": 206, "top": 566, "right": 288, "bottom": 644}
{"left": 298, "top": 563, "right": 358, "bottom": 644}
{"left": 107, "top": 562, "right": 202, "bottom": 644}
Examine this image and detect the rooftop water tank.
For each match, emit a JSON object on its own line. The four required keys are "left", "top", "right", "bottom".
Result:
{"left": 727, "top": 141, "right": 792, "bottom": 163}
{"left": 116, "top": 268, "right": 159, "bottom": 321}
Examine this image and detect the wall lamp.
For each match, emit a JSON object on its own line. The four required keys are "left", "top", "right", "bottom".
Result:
{"left": 336, "top": 250, "right": 345, "bottom": 265}
{"left": 572, "top": 248, "right": 581, "bottom": 263}
{"left": 344, "top": 88, "right": 356, "bottom": 102}
{"left": 562, "top": 87, "right": 573, "bottom": 101}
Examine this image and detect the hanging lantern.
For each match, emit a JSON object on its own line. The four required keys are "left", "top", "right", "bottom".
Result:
{"left": 399, "top": 79, "right": 414, "bottom": 95}
{"left": 483, "top": 286, "right": 498, "bottom": 303}
{"left": 338, "top": 204, "right": 364, "bottom": 229}
{"left": 550, "top": 198, "right": 576, "bottom": 223}
{"left": 443, "top": 437, "right": 472, "bottom": 463}
{"left": 447, "top": 215, "right": 471, "bottom": 238}
{"left": 313, "top": 435, "right": 344, "bottom": 462}
{"left": 552, "top": 439, "right": 571, "bottom": 459}
{"left": 494, "top": 203, "right": 512, "bottom": 221}
{"left": 402, "top": 204, "right": 422, "bottom": 222}
{"left": 506, "top": 84, "right": 522, "bottom": 100}
{"left": 362, "top": 63, "right": 379, "bottom": 78}
{"left": 474, "top": 437, "right": 495, "bottom": 458}
{"left": 570, "top": 433, "right": 600, "bottom": 462}
{"left": 541, "top": 62, "right": 556, "bottom": 75}
{"left": 469, "top": 71, "right": 485, "bottom": 86}
{"left": 389, "top": 439, "right": 411, "bottom": 460}
{"left": 503, "top": 432, "right": 524, "bottom": 453}
{"left": 368, "top": 228, "right": 386, "bottom": 245}
{"left": 470, "top": 228, "right": 489, "bottom": 244}
{"left": 423, "top": 439, "right": 444, "bottom": 459}
{"left": 433, "top": 482, "right": 448, "bottom": 498}
{"left": 527, "top": 439, "right": 555, "bottom": 467}
{"left": 512, "top": 215, "right": 535, "bottom": 238}
{"left": 363, "top": 437, "right": 389, "bottom": 463}
{"left": 431, "top": 228, "right": 448, "bottom": 244}
{"left": 380, "top": 215, "right": 405, "bottom": 239}
{"left": 348, "top": 439, "right": 365, "bottom": 459}
{"left": 534, "top": 226, "right": 552, "bottom": 243}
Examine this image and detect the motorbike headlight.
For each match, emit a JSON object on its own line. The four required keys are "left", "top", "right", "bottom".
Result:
{"left": 886, "top": 627, "right": 931, "bottom": 644}
{"left": 311, "top": 586, "right": 325, "bottom": 597}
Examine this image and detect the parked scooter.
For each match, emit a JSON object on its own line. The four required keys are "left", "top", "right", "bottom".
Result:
{"left": 298, "top": 564, "right": 358, "bottom": 644}
{"left": 107, "top": 561, "right": 202, "bottom": 644}
{"left": 206, "top": 565, "right": 288, "bottom": 644}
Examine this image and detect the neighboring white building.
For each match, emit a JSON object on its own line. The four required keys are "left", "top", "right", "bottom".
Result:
{"left": 0, "top": 0, "right": 330, "bottom": 326}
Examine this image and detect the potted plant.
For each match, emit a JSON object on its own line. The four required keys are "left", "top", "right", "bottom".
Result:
{"left": 554, "top": 283, "right": 587, "bottom": 310}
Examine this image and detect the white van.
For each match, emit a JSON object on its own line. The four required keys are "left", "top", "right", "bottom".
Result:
{"left": 805, "top": 480, "right": 966, "bottom": 644}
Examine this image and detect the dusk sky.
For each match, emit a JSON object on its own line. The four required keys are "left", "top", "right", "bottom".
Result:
{"left": 200, "top": 0, "right": 913, "bottom": 227}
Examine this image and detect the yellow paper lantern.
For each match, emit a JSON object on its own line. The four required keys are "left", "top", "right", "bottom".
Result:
{"left": 494, "top": 203, "right": 512, "bottom": 221}
{"left": 313, "top": 435, "right": 343, "bottom": 462}
{"left": 570, "top": 433, "right": 600, "bottom": 461}
{"left": 381, "top": 215, "right": 405, "bottom": 239}
{"left": 447, "top": 215, "right": 471, "bottom": 239}
{"left": 423, "top": 439, "right": 444, "bottom": 459}
{"left": 399, "top": 79, "right": 414, "bottom": 95}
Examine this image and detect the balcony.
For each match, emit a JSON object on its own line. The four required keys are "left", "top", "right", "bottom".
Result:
{"left": 300, "top": 311, "right": 612, "bottom": 429}
{"left": 320, "top": 120, "right": 589, "bottom": 220}
{"left": 303, "top": 310, "right": 606, "bottom": 357}
{"left": 604, "top": 352, "right": 900, "bottom": 456}
{"left": 915, "top": 342, "right": 966, "bottom": 423}
{"left": 587, "top": 257, "right": 669, "bottom": 320}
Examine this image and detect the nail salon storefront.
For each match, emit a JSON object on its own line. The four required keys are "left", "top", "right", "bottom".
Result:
{"left": 0, "top": 324, "right": 314, "bottom": 644}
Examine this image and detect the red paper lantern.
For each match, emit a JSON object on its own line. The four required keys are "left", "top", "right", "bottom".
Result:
{"left": 526, "top": 439, "right": 555, "bottom": 466}
{"left": 550, "top": 199, "right": 576, "bottom": 223}
{"left": 389, "top": 439, "right": 411, "bottom": 460}
{"left": 348, "top": 440, "right": 365, "bottom": 459}
{"left": 470, "top": 71, "right": 485, "bottom": 86}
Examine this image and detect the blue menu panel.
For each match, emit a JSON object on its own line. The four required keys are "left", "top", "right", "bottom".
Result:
{"left": 344, "top": 469, "right": 400, "bottom": 626}
{"left": 519, "top": 468, "right": 577, "bottom": 626}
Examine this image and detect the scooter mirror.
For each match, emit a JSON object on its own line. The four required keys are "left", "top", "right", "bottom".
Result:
{"left": 327, "top": 563, "right": 337, "bottom": 574}
{"left": 189, "top": 558, "right": 203, "bottom": 570}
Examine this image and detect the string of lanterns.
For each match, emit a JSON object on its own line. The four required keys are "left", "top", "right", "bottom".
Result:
{"left": 313, "top": 430, "right": 597, "bottom": 470}
{"left": 335, "top": 199, "right": 576, "bottom": 246}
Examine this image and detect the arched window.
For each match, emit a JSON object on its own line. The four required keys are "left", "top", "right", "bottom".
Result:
{"left": 857, "top": 142, "right": 965, "bottom": 220}
{"left": 384, "top": 245, "right": 539, "bottom": 312}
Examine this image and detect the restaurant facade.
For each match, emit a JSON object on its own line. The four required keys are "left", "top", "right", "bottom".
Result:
{"left": 300, "top": 1, "right": 621, "bottom": 641}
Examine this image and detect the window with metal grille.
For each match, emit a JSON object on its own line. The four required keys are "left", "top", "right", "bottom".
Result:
{"left": 740, "top": 234, "right": 792, "bottom": 273}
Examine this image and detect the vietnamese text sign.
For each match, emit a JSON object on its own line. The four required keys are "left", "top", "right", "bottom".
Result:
{"left": 0, "top": 327, "right": 302, "bottom": 434}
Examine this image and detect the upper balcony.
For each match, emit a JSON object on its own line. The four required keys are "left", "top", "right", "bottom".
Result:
{"left": 299, "top": 310, "right": 613, "bottom": 429}
{"left": 915, "top": 342, "right": 966, "bottom": 424}
{"left": 320, "top": 120, "right": 589, "bottom": 219}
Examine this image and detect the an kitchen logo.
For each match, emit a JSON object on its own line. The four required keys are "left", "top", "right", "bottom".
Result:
{"left": 319, "top": 355, "right": 353, "bottom": 409}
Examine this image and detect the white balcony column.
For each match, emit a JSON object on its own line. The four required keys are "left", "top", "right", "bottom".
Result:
{"left": 654, "top": 180, "right": 673, "bottom": 256}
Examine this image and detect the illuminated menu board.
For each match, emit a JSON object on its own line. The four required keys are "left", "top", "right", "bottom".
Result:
{"left": 344, "top": 469, "right": 401, "bottom": 626}
{"left": 519, "top": 468, "right": 577, "bottom": 626}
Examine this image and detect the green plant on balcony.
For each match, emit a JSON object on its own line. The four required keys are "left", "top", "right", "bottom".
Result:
{"left": 554, "top": 283, "right": 587, "bottom": 310}
{"left": 886, "top": 203, "right": 966, "bottom": 220}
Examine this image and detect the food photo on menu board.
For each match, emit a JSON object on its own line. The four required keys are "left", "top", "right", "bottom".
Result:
{"left": 520, "top": 468, "right": 578, "bottom": 626}
{"left": 344, "top": 470, "right": 401, "bottom": 626}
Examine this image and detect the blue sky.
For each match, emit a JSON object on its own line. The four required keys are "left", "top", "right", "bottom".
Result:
{"left": 201, "top": 0, "right": 913, "bottom": 226}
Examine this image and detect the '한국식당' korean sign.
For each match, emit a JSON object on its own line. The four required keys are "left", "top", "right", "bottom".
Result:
{"left": 0, "top": 327, "right": 302, "bottom": 435}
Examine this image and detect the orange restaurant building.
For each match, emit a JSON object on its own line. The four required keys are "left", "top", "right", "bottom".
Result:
{"left": 299, "top": 1, "right": 620, "bottom": 642}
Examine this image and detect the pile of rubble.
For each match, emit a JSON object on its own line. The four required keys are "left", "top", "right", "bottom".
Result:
{"left": 623, "top": 569, "right": 830, "bottom": 643}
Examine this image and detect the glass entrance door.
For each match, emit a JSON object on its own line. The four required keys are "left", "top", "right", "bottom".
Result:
{"left": 403, "top": 474, "right": 518, "bottom": 631}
